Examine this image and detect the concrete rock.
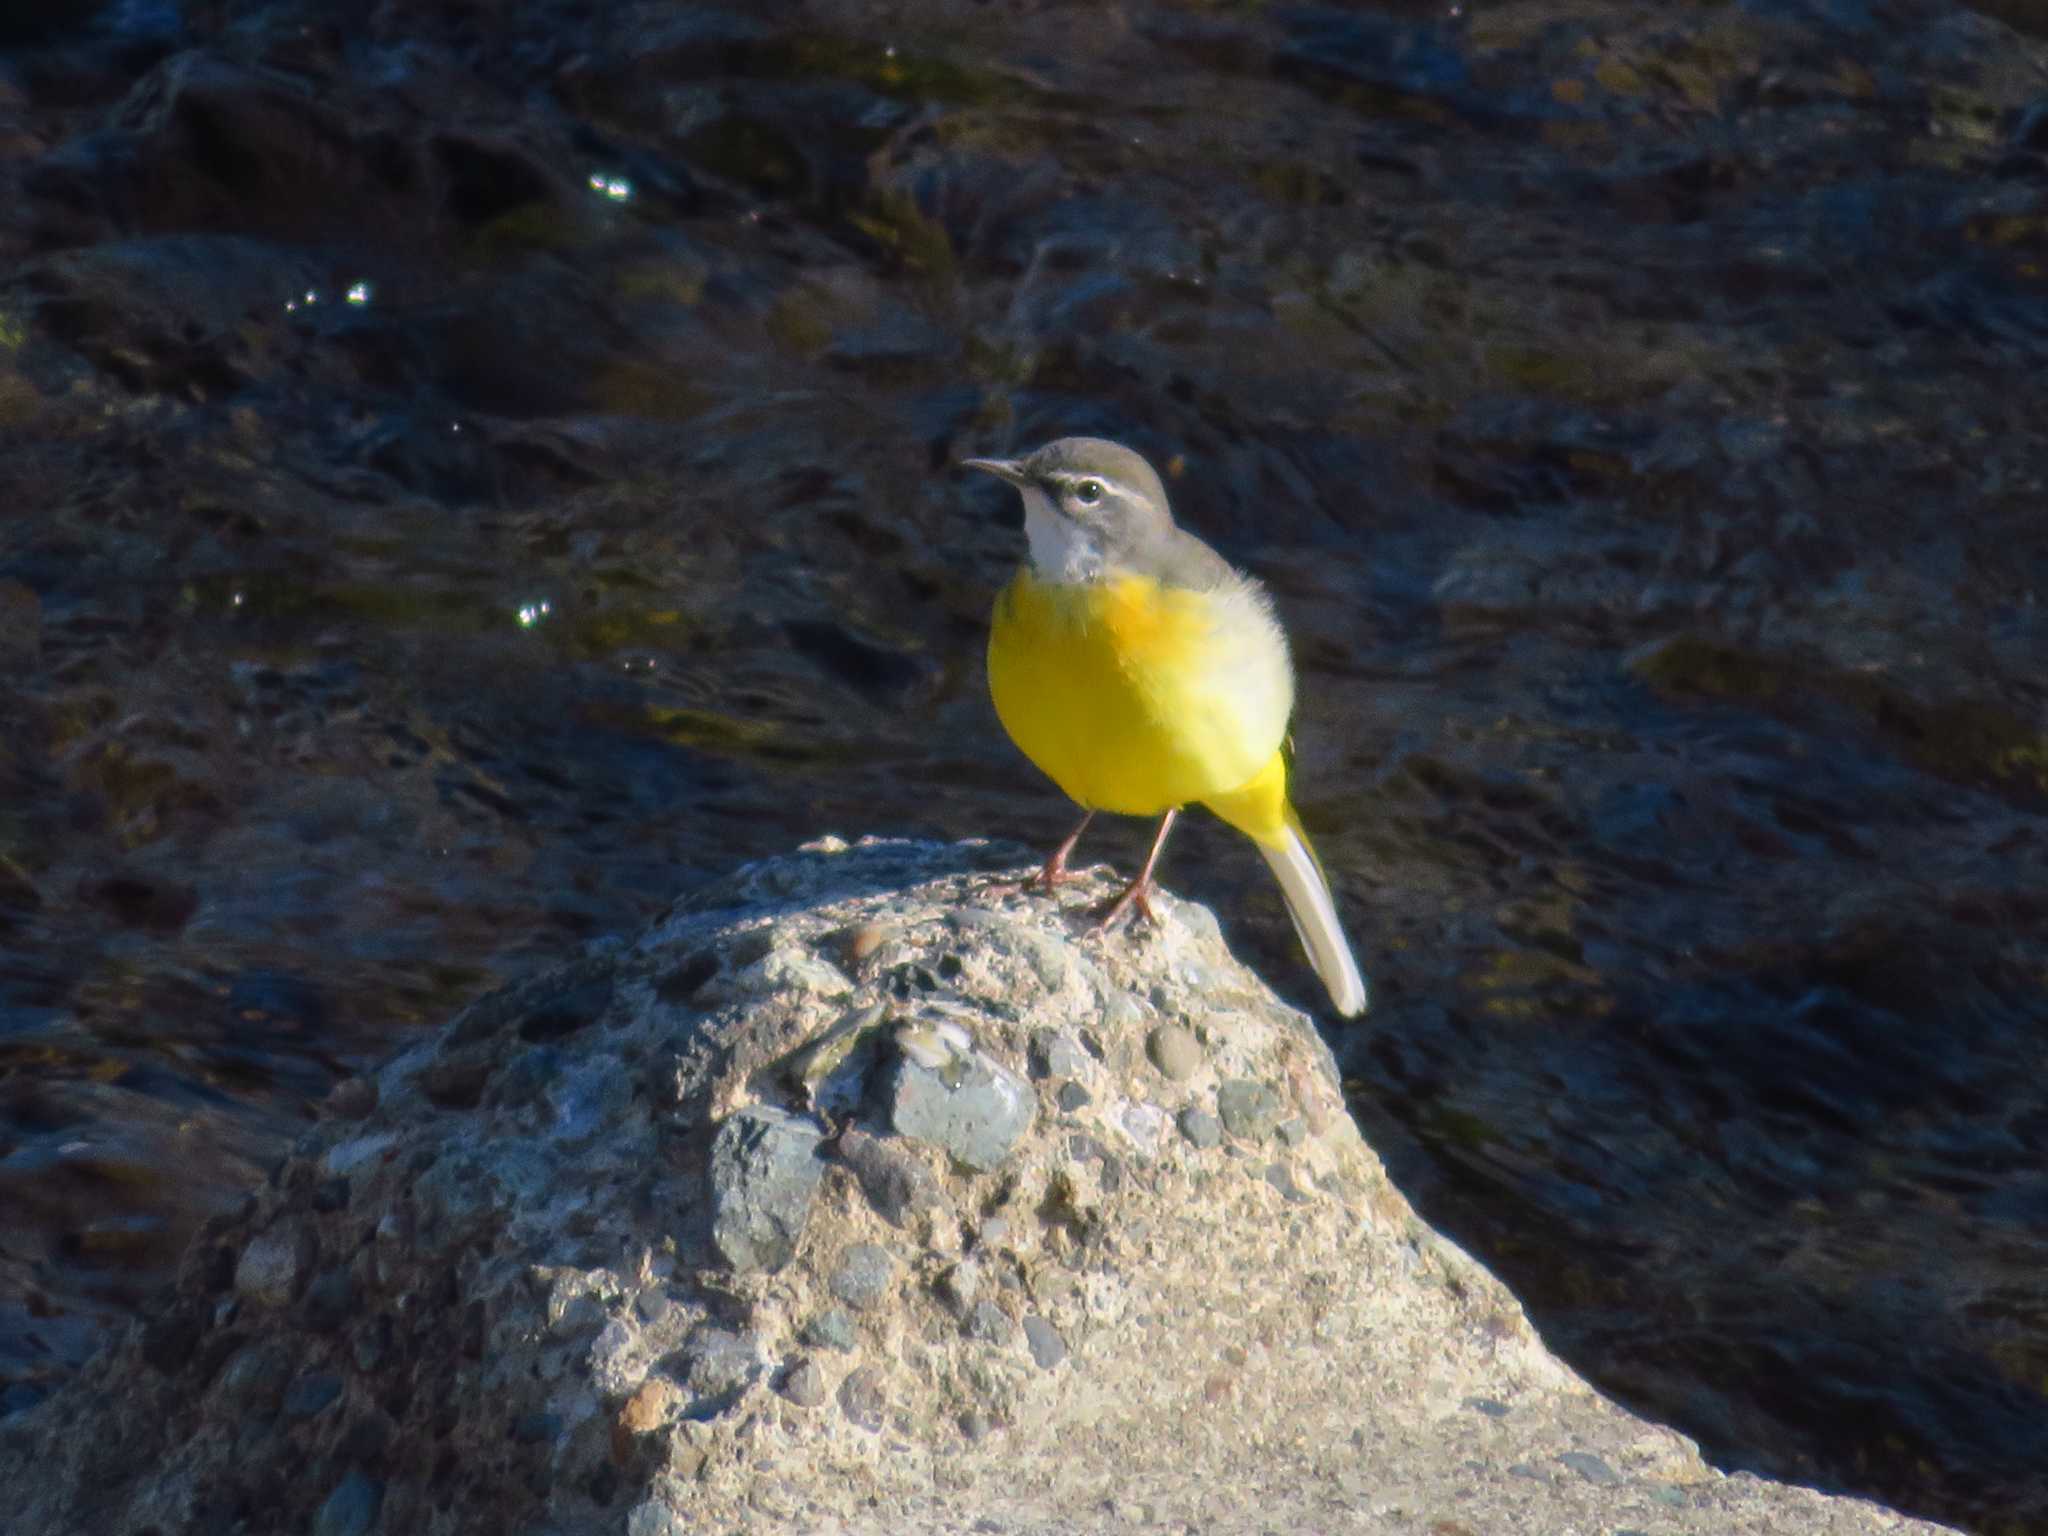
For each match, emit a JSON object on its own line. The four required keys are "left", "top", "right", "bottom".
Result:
{"left": 0, "top": 839, "right": 1958, "bottom": 1536}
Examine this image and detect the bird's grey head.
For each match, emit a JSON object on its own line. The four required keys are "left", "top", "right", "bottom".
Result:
{"left": 962, "top": 437, "right": 1175, "bottom": 583}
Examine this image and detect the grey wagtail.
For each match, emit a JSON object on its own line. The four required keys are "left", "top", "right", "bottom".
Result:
{"left": 964, "top": 437, "right": 1369, "bottom": 1017}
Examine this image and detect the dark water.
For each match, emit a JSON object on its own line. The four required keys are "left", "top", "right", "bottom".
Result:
{"left": 2, "top": 0, "right": 2046, "bottom": 1525}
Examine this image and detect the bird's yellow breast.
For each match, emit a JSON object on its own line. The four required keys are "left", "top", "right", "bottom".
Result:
{"left": 986, "top": 565, "right": 1292, "bottom": 817}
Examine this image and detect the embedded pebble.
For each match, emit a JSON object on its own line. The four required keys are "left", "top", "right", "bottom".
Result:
{"left": 681, "top": 1326, "right": 762, "bottom": 1400}
{"left": 844, "top": 922, "right": 893, "bottom": 965}
{"left": 802, "top": 1307, "right": 858, "bottom": 1352}
{"left": 889, "top": 1049, "right": 1034, "bottom": 1173}
{"left": 620, "top": 1379, "right": 678, "bottom": 1434}
{"left": 1265, "top": 1163, "right": 1311, "bottom": 1204}
{"left": 589, "top": 1318, "right": 645, "bottom": 1398}
{"left": 708, "top": 1105, "right": 825, "bottom": 1273}
{"left": 1146, "top": 1023, "right": 1202, "bottom": 1081}
{"left": 838, "top": 1364, "right": 886, "bottom": 1431}
{"left": 234, "top": 1223, "right": 312, "bottom": 1308}
{"left": 281, "top": 1371, "right": 342, "bottom": 1421}
{"left": 779, "top": 1357, "right": 829, "bottom": 1409}
{"left": 1216, "top": 1079, "right": 1283, "bottom": 1142}
{"left": 828, "top": 1243, "right": 897, "bottom": 1311}
{"left": 836, "top": 1129, "right": 946, "bottom": 1229}
{"left": 1022, "top": 1314, "right": 1067, "bottom": 1370}
{"left": 323, "top": 1076, "right": 378, "bottom": 1120}
{"left": 937, "top": 1260, "right": 981, "bottom": 1313}
{"left": 1056, "top": 1081, "right": 1091, "bottom": 1112}
{"left": 1100, "top": 990, "right": 1147, "bottom": 1034}
{"left": 1118, "top": 1101, "right": 1169, "bottom": 1162}
{"left": 1559, "top": 1451, "right": 1622, "bottom": 1486}
{"left": 312, "top": 1471, "right": 382, "bottom": 1536}
{"left": 963, "top": 1300, "right": 1014, "bottom": 1346}
{"left": 1276, "top": 1116, "right": 1309, "bottom": 1148}
{"left": 1029, "top": 1029, "right": 1086, "bottom": 1081}
{"left": 1178, "top": 1106, "right": 1223, "bottom": 1150}
{"left": 215, "top": 1343, "right": 290, "bottom": 1411}
{"left": 953, "top": 908, "right": 1070, "bottom": 989}
{"left": 301, "top": 1267, "right": 353, "bottom": 1332}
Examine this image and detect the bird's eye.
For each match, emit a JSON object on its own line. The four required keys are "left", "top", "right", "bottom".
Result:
{"left": 1073, "top": 479, "right": 1104, "bottom": 506}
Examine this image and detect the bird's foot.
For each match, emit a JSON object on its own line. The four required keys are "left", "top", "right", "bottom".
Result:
{"left": 1090, "top": 875, "right": 1160, "bottom": 931}
{"left": 985, "top": 854, "right": 1071, "bottom": 902}
{"left": 987, "top": 813, "right": 1094, "bottom": 902}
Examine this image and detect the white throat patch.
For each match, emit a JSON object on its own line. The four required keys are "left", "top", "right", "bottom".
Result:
{"left": 1021, "top": 484, "right": 1102, "bottom": 583}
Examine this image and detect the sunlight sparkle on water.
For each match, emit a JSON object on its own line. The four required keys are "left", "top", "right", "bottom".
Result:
{"left": 517, "top": 599, "right": 553, "bottom": 629}
{"left": 588, "top": 174, "right": 633, "bottom": 202}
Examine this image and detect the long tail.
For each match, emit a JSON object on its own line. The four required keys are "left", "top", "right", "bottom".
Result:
{"left": 1256, "top": 813, "right": 1369, "bottom": 1017}
{"left": 1205, "top": 754, "right": 1369, "bottom": 1018}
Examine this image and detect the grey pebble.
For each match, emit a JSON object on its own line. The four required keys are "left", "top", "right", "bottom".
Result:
{"left": 962, "top": 1300, "right": 1014, "bottom": 1346}
{"left": 1055, "top": 1081, "right": 1091, "bottom": 1112}
{"left": 937, "top": 1260, "right": 980, "bottom": 1313}
{"left": 634, "top": 1286, "right": 673, "bottom": 1325}
{"left": 1022, "top": 1314, "right": 1066, "bottom": 1370}
{"left": 312, "top": 1471, "right": 382, "bottom": 1536}
{"left": 1264, "top": 1163, "right": 1311, "bottom": 1203}
{"left": 801, "top": 1306, "right": 858, "bottom": 1352}
{"left": 281, "top": 1372, "right": 342, "bottom": 1421}
{"left": 681, "top": 1326, "right": 761, "bottom": 1398}
{"left": 1146, "top": 1024, "right": 1202, "bottom": 1082}
{"left": 829, "top": 1243, "right": 897, "bottom": 1311}
{"left": 1177, "top": 1106, "right": 1223, "bottom": 1150}
{"left": 708, "top": 1105, "right": 825, "bottom": 1274}
{"left": 216, "top": 1343, "right": 290, "bottom": 1411}
{"left": 1276, "top": 1116, "right": 1308, "bottom": 1148}
{"left": 1465, "top": 1396, "right": 1512, "bottom": 1419}
{"left": 301, "top": 1267, "right": 353, "bottom": 1333}
{"left": 1215, "top": 1079, "right": 1282, "bottom": 1141}
{"left": 890, "top": 1050, "right": 1035, "bottom": 1173}
{"left": 959, "top": 1408, "right": 996, "bottom": 1442}
{"left": 1017, "top": 931, "right": 1070, "bottom": 990}
{"left": 1557, "top": 1451, "right": 1621, "bottom": 1486}
{"left": 778, "top": 1357, "right": 829, "bottom": 1409}
{"left": 838, "top": 1363, "right": 886, "bottom": 1431}
{"left": 836, "top": 1129, "right": 946, "bottom": 1229}
{"left": 1100, "top": 991, "right": 1147, "bottom": 1033}
{"left": 234, "top": 1223, "right": 312, "bottom": 1308}
{"left": 1029, "top": 1028, "right": 1086, "bottom": 1081}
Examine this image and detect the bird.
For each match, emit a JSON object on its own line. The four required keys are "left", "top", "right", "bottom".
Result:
{"left": 964, "top": 436, "right": 1369, "bottom": 1017}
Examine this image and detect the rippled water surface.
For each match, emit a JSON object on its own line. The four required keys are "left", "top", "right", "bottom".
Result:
{"left": 2, "top": 0, "right": 2046, "bottom": 1526}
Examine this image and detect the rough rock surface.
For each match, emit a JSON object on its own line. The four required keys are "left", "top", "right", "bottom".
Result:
{"left": 0, "top": 839, "right": 1954, "bottom": 1535}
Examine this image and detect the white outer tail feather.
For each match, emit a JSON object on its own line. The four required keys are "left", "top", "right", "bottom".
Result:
{"left": 1257, "top": 827, "right": 1369, "bottom": 1017}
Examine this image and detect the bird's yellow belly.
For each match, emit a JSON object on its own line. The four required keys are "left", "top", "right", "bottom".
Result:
{"left": 986, "top": 568, "right": 1289, "bottom": 817}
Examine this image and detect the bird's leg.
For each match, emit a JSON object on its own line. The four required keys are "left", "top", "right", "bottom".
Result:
{"left": 989, "top": 809, "right": 1095, "bottom": 900}
{"left": 1093, "top": 808, "right": 1178, "bottom": 930}
{"left": 1037, "top": 809, "right": 1095, "bottom": 891}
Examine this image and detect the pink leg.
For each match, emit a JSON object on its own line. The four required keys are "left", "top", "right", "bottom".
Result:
{"left": 991, "top": 809, "right": 1095, "bottom": 899}
{"left": 1093, "top": 808, "right": 1178, "bottom": 930}
{"left": 1037, "top": 809, "right": 1096, "bottom": 891}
